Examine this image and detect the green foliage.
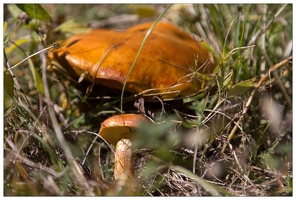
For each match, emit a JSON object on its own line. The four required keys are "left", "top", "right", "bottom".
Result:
{"left": 27, "top": 58, "right": 44, "bottom": 95}
{"left": 16, "top": 4, "right": 52, "bottom": 21}
{"left": 53, "top": 19, "right": 91, "bottom": 35}
{"left": 3, "top": 68, "right": 15, "bottom": 112}
{"left": 227, "top": 77, "right": 257, "bottom": 98}
{"left": 134, "top": 116, "right": 180, "bottom": 162}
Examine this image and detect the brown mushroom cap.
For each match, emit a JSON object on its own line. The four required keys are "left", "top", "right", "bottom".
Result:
{"left": 48, "top": 21, "right": 218, "bottom": 99}
{"left": 99, "top": 114, "right": 152, "bottom": 145}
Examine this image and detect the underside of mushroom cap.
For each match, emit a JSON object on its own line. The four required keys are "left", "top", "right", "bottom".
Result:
{"left": 99, "top": 114, "right": 152, "bottom": 145}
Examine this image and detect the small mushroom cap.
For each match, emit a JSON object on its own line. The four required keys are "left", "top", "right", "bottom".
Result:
{"left": 99, "top": 114, "right": 152, "bottom": 145}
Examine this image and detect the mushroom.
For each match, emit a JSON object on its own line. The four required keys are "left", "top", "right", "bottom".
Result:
{"left": 48, "top": 21, "right": 218, "bottom": 100}
{"left": 47, "top": 21, "right": 218, "bottom": 192}
{"left": 99, "top": 114, "right": 152, "bottom": 189}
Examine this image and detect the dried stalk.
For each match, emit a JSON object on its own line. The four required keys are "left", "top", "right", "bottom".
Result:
{"left": 221, "top": 56, "right": 292, "bottom": 153}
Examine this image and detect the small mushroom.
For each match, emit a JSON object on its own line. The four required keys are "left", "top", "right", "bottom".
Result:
{"left": 48, "top": 21, "right": 218, "bottom": 99}
{"left": 99, "top": 114, "right": 152, "bottom": 188}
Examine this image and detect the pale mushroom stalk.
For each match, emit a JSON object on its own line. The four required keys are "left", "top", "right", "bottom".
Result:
{"left": 114, "top": 139, "right": 134, "bottom": 186}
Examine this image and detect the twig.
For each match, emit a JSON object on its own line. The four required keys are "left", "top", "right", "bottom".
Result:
{"left": 221, "top": 56, "right": 292, "bottom": 153}
{"left": 7, "top": 45, "right": 55, "bottom": 71}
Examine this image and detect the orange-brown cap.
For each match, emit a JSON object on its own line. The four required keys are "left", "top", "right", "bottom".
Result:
{"left": 99, "top": 114, "right": 152, "bottom": 145}
{"left": 48, "top": 21, "right": 218, "bottom": 99}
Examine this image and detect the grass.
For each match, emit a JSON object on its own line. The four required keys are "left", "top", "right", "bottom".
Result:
{"left": 3, "top": 4, "right": 292, "bottom": 196}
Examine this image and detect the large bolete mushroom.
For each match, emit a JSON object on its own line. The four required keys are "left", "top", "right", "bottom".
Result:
{"left": 48, "top": 21, "right": 218, "bottom": 99}
{"left": 99, "top": 114, "right": 152, "bottom": 188}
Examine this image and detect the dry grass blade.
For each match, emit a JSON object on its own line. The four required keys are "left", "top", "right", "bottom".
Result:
{"left": 41, "top": 53, "right": 95, "bottom": 196}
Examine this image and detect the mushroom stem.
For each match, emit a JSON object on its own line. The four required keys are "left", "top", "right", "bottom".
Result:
{"left": 114, "top": 138, "right": 134, "bottom": 186}
{"left": 98, "top": 114, "right": 152, "bottom": 193}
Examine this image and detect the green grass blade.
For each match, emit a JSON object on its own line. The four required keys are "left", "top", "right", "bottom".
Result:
{"left": 120, "top": 4, "right": 173, "bottom": 112}
{"left": 28, "top": 58, "right": 44, "bottom": 95}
